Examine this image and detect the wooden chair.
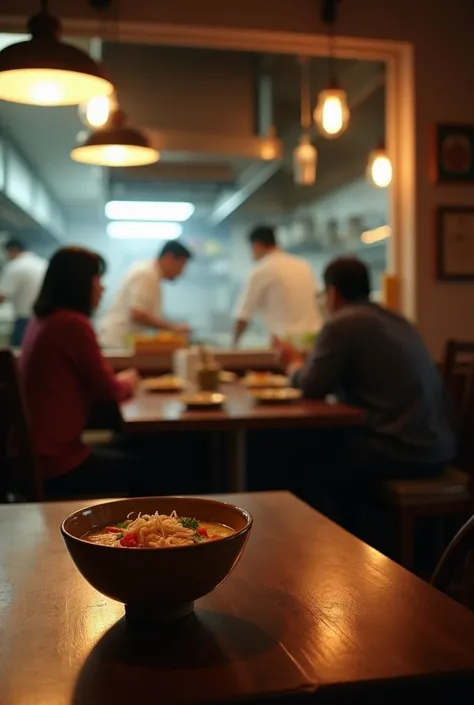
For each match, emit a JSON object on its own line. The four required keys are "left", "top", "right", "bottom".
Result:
{"left": 379, "top": 345, "right": 474, "bottom": 572}
{"left": 431, "top": 513, "right": 474, "bottom": 611}
{"left": 0, "top": 348, "right": 124, "bottom": 502}
{"left": 442, "top": 338, "right": 474, "bottom": 416}
{"left": 0, "top": 348, "right": 43, "bottom": 501}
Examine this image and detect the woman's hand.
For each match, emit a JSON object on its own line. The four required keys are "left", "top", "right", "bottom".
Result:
{"left": 173, "top": 323, "right": 191, "bottom": 336}
{"left": 116, "top": 368, "right": 140, "bottom": 392}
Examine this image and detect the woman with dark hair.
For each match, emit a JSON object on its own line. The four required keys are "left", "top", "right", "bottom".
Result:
{"left": 19, "top": 247, "right": 140, "bottom": 496}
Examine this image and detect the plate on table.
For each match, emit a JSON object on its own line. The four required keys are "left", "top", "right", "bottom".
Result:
{"left": 142, "top": 375, "right": 185, "bottom": 392}
{"left": 181, "top": 392, "right": 227, "bottom": 410}
{"left": 250, "top": 388, "right": 303, "bottom": 405}
{"left": 219, "top": 370, "right": 237, "bottom": 383}
{"left": 242, "top": 372, "right": 289, "bottom": 389}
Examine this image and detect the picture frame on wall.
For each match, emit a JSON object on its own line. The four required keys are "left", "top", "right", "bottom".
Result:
{"left": 430, "top": 124, "right": 474, "bottom": 183}
{"left": 436, "top": 206, "right": 474, "bottom": 281}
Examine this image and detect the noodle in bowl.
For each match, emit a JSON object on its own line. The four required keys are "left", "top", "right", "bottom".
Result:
{"left": 85, "top": 510, "right": 235, "bottom": 549}
{"left": 61, "top": 496, "right": 252, "bottom": 621}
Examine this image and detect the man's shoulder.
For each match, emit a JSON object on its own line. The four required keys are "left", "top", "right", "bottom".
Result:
{"left": 126, "top": 260, "right": 157, "bottom": 281}
{"left": 328, "top": 303, "right": 413, "bottom": 335}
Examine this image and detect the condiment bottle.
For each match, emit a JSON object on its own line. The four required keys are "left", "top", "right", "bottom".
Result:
{"left": 196, "top": 346, "right": 220, "bottom": 392}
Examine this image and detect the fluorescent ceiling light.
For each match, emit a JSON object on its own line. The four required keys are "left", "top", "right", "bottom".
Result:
{"left": 106, "top": 221, "right": 182, "bottom": 240}
{"left": 360, "top": 225, "right": 391, "bottom": 245}
{"left": 0, "top": 34, "right": 29, "bottom": 52}
{"left": 105, "top": 201, "right": 195, "bottom": 222}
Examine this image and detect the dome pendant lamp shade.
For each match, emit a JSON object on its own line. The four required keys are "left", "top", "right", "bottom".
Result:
{"left": 71, "top": 110, "right": 160, "bottom": 167}
{"left": 0, "top": 3, "right": 113, "bottom": 106}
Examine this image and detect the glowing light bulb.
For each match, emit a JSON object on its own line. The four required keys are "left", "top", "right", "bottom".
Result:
{"left": 314, "top": 87, "right": 350, "bottom": 139}
{"left": 367, "top": 147, "right": 392, "bottom": 188}
{"left": 29, "top": 80, "right": 63, "bottom": 105}
{"left": 80, "top": 94, "right": 111, "bottom": 128}
{"left": 102, "top": 145, "right": 128, "bottom": 165}
{"left": 293, "top": 135, "right": 317, "bottom": 185}
{"left": 260, "top": 141, "right": 278, "bottom": 160}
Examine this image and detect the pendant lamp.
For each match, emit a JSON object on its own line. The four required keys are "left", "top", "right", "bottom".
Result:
{"left": 78, "top": 93, "right": 118, "bottom": 129}
{"left": 0, "top": 0, "right": 113, "bottom": 106}
{"left": 313, "top": 3, "right": 350, "bottom": 139}
{"left": 71, "top": 109, "right": 160, "bottom": 167}
{"left": 314, "top": 80, "right": 350, "bottom": 139}
{"left": 367, "top": 141, "right": 392, "bottom": 188}
{"left": 294, "top": 57, "right": 317, "bottom": 185}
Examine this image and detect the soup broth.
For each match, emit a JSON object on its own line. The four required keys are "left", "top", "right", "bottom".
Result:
{"left": 83, "top": 511, "right": 235, "bottom": 549}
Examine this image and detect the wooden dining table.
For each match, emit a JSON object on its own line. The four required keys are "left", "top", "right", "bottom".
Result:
{"left": 2, "top": 491, "right": 474, "bottom": 705}
{"left": 121, "top": 383, "right": 365, "bottom": 492}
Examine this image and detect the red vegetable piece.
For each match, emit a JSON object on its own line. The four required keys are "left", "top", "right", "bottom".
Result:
{"left": 120, "top": 532, "right": 138, "bottom": 548}
{"left": 106, "top": 526, "right": 122, "bottom": 533}
{"left": 197, "top": 527, "right": 208, "bottom": 537}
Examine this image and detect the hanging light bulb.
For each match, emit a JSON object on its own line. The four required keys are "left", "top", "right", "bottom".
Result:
{"left": 260, "top": 126, "right": 280, "bottom": 160}
{"left": 314, "top": 82, "right": 350, "bottom": 139}
{"left": 367, "top": 142, "right": 392, "bottom": 188}
{"left": 293, "top": 57, "right": 317, "bottom": 185}
{"left": 293, "top": 134, "right": 318, "bottom": 186}
{"left": 71, "top": 109, "right": 159, "bottom": 167}
{"left": 0, "top": 1, "right": 113, "bottom": 106}
{"left": 79, "top": 93, "right": 117, "bottom": 129}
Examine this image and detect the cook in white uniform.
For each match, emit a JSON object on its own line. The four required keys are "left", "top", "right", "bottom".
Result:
{"left": 99, "top": 240, "right": 192, "bottom": 349}
{"left": 0, "top": 239, "right": 47, "bottom": 347}
{"left": 233, "top": 226, "right": 322, "bottom": 346}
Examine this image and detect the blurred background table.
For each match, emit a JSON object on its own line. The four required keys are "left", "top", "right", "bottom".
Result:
{"left": 120, "top": 384, "right": 365, "bottom": 491}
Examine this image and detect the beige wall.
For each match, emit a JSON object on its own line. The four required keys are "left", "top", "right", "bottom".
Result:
{"left": 3, "top": 0, "right": 474, "bottom": 356}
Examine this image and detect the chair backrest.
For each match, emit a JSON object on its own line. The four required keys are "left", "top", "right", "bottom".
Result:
{"left": 455, "top": 359, "right": 474, "bottom": 475}
{"left": 443, "top": 339, "right": 474, "bottom": 415}
{"left": 431, "top": 513, "right": 474, "bottom": 611}
{"left": 0, "top": 349, "right": 42, "bottom": 501}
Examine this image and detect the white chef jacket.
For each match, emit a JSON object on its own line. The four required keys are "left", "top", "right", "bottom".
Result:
{"left": 234, "top": 250, "right": 322, "bottom": 338}
{"left": 0, "top": 251, "right": 47, "bottom": 318}
{"left": 99, "top": 260, "right": 162, "bottom": 348}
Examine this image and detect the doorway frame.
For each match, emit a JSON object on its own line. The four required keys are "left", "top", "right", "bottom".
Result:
{"left": 1, "top": 17, "right": 416, "bottom": 317}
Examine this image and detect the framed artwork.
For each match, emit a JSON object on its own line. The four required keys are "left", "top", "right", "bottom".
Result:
{"left": 430, "top": 124, "right": 474, "bottom": 183}
{"left": 436, "top": 207, "right": 474, "bottom": 281}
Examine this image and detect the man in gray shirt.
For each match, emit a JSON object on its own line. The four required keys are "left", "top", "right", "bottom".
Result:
{"left": 277, "top": 257, "right": 456, "bottom": 483}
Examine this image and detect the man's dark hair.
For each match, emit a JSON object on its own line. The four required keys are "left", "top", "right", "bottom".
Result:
{"left": 323, "top": 257, "right": 371, "bottom": 302}
{"left": 34, "top": 246, "right": 105, "bottom": 318}
{"left": 159, "top": 241, "right": 192, "bottom": 260}
{"left": 5, "top": 238, "right": 25, "bottom": 253}
{"left": 248, "top": 226, "right": 277, "bottom": 247}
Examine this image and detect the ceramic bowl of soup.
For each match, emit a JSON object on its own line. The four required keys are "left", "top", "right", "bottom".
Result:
{"left": 61, "top": 496, "right": 252, "bottom": 622}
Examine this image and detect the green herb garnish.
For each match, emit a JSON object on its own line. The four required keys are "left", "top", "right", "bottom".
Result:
{"left": 192, "top": 533, "right": 204, "bottom": 543}
{"left": 115, "top": 533, "right": 123, "bottom": 540}
{"left": 116, "top": 521, "right": 130, "bottom": 530}
{"left": 180, "top": 517, "right": 199, "bottom": 531}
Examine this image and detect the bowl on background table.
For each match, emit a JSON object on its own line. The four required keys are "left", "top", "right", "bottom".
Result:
{"left": 250, "top": 388, "right": 303, "bottom": 405}
{"left": 61, "top": 496, "right": 252, "bottom": 623}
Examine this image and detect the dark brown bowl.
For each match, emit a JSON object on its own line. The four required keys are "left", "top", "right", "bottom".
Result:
{"left": 61, "top": 496, "right": 252, "bottom": 622}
